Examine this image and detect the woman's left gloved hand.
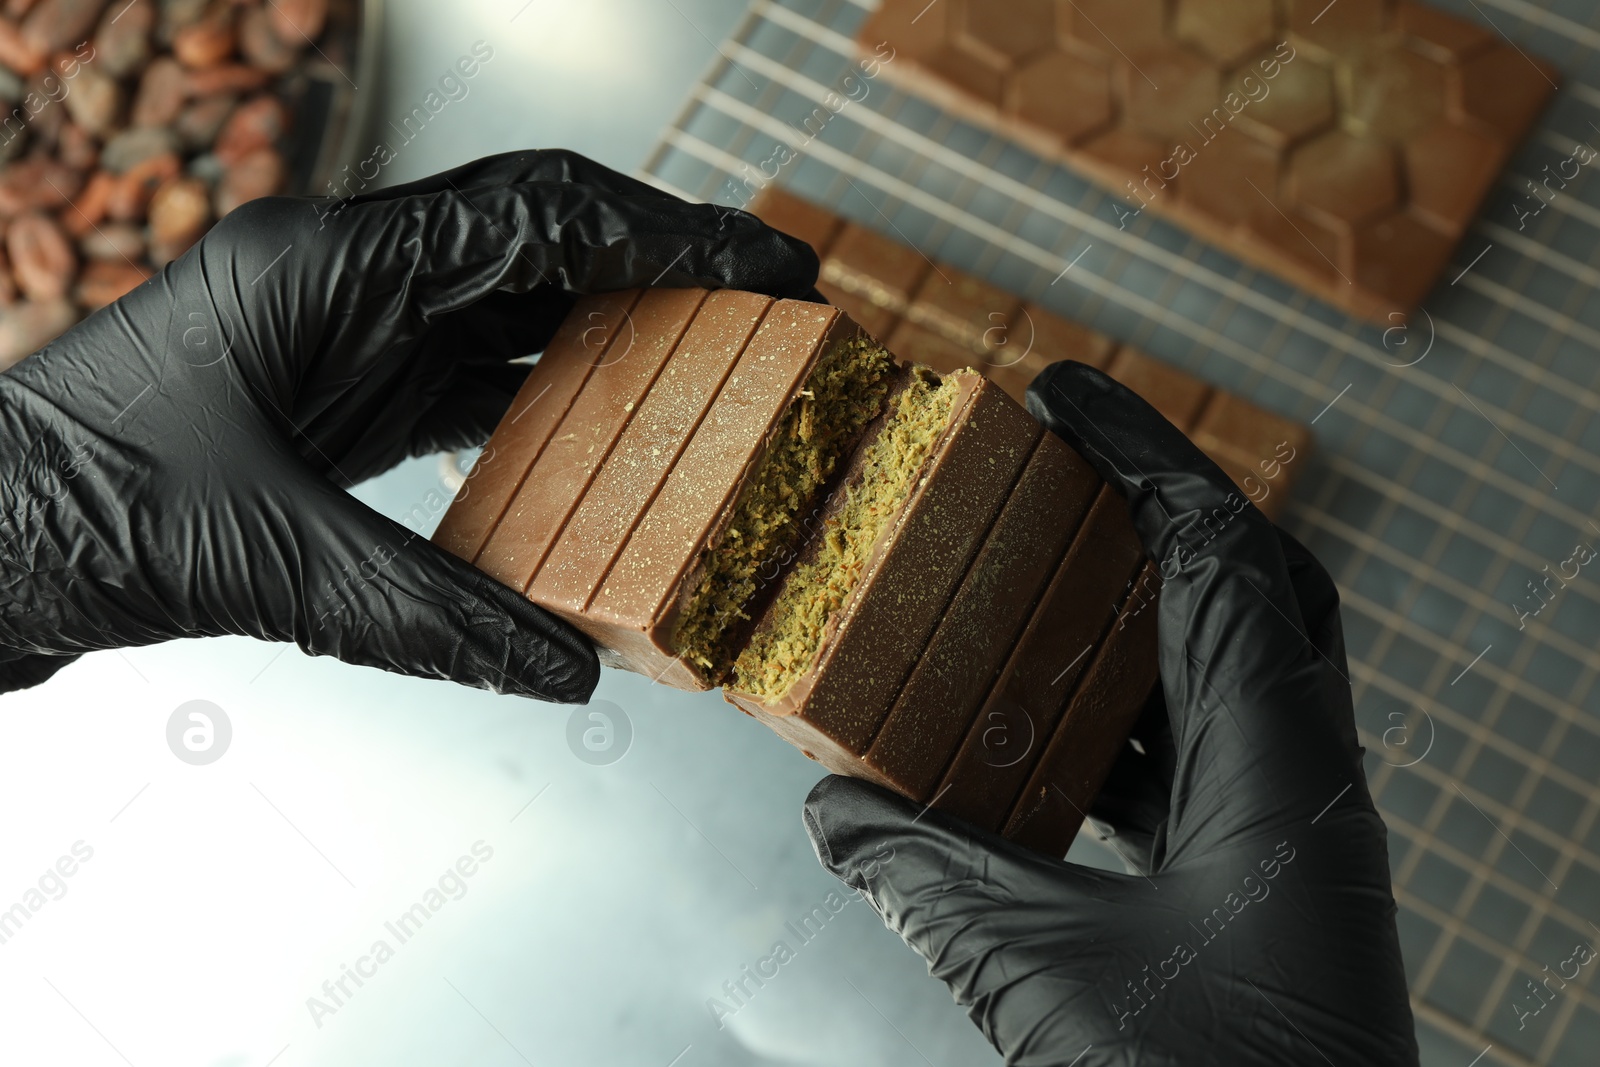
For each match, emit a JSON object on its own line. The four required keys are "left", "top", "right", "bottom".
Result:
{"left": 0, "top": 150, "right": 819, "bottom": 699}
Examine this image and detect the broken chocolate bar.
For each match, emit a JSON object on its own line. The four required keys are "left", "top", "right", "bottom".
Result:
{"left": 437, "top": 286, "right": 1159, "bottom": 857}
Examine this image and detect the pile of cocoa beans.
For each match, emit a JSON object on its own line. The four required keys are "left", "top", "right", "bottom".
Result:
{"left": 0, "top": 0, "right": 331, "bottom": 369}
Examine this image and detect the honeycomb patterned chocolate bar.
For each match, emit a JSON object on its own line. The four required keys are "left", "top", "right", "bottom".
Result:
{"left": 858, "top": 0, "right": 1558, "bottom": 322}
{"left": 749, "top": 186, "right": 1313, "bottom": 519}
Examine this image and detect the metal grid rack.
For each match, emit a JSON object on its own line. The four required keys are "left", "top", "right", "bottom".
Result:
{"left": 641, "top": 1, "right": 1600, "bottom": 1063}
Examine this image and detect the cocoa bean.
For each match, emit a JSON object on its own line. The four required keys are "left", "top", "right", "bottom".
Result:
{"left": 237, "top": 4, "right": 295, "bottom": 73}
{"left": 148, "top": 172, "right": 206, "bottom": 242}
{"left": 182, "top": 61, "right": 267, "bottom": 96}
{"left": 21, "top": 0, "right": 112, "bottom": 55}
{"left": 131, "top": 55, "right": 185, "bottom": 128}
{"left": 267, "top": 0, "right": 324, "bottom": 46}
{"left": 213, "top": 92, "right": 282, "bottom": 165}
{"left": 172, "top": 1, "right": 233, "bottom": 69}
{"left": 172, "top": 90, "right": 232, "bottom": 149}
{"left": 7, "top": 209, "right": 75, "bottom": 300}
{"left": 60, "top": 61, "right": 119, "bottom": 135}
{"left": 78, "top": 218, "right": 140, "bottom": 260}
{"left": 105, "top": 148, "right": 176, "bottom": 220}
{"left": 214, "top": 142, "right": 278, "bottom": 215}
{"left": 0, "top": 15, "right": 48, "bottom": 75}
{"left": 0, "top": 295, "right": 76, "bottom": 368}
{"left": 0, "top": 243, "right": 17, "bottom": 307}
{"left": 100, "top": 123, "right": 177, "bottom": 171}
{"left": 21, "top": 70, "right": 65, "bottom": 143}
{"left": 156, "top": 0, "right": 207, "bottom": 46}
{"left": 59, "top": 165, "right": 110, "bottom": 235}
{"left": 73, "top": 257, "right": 149, "bottom": 307}
{"left": 93, "top": 0, "right": 152, "bottom": 78}
{"left": 55, "top": 117, "right": 94, "bottom": 168}
{"left": 0, "top": 153, "right": 81, "bottom": 215}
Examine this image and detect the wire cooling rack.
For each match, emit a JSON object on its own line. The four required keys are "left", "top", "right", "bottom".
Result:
{"left": 641, "top": 1, "right": 1600, "bottom": 1063}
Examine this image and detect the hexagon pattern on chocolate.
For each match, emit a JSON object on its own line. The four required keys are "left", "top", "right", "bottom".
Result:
{"left": 862, "top": 0, "right": 1558, "bottom": 321}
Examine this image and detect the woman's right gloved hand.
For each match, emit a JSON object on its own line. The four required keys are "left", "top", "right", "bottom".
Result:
{"left": 802, "top": 360, "right": 1418, "bottom": 1066}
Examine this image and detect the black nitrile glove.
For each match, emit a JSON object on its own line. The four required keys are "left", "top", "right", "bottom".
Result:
{"left": 803, "top": 361, "right": 1417, "bottom": 1066}
{"left": 0, "top": 150, "right": 818, "bottom": 700}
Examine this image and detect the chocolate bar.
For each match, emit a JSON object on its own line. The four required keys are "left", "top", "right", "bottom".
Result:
{"left": 438, "top": 286, "right": 1161, "bottom": 857}
{"left": 750, "top": 186, "right": 1314, "bottom": 519}
{"left": 858, "top": 0, "right": 1558, "bottom": 321}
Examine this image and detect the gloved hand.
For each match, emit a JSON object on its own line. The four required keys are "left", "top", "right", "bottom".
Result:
{"left": 803, "top": 361, "right": 1417, "bottom": 1066}
{"left": 0, "top": 150, "right": 818, "bottom": 699}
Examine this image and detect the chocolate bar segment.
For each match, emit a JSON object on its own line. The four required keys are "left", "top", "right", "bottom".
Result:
{"left": 816, "top": 281, "right": 899, "bottom": 340}
{"left": 432, "top": 290, "right": 640, "bottom": 564}
{"left": 1105, "top": 347, "right": 1211, "bottom": 430}
{"left": 725, "top": 373, "right": 1040, "bottom": 753}
{"left": 905, "top": 269, "right": 1020, "bottom": 352}
{"left": 1003, "top": 562, "right": 1162, "bottom": 857}
{"left": 745, "top": 186, "right": 844, "bottom": 255}
{"left": 821, "top": 223, "right": 930, "bottom": 311}
{"left": 887, "top": 318, "right": 981, "bottom": 378}
{"left": 474, "top": 288, "right": 707, "bottom": 592}
{"left": 862, "top": 432, "right": 1101, "bottom": 800}
{"left": 587, "top": 301, "right": 857, "bottom": 687}
{"left": 529, "top": 290, "right": 775, "bottom": 620}
{"left": 933, "top": 487, "right": 1148, "bottom": 832}
{"left": 748, "top": 189, "right": 1315, "bottom": 520}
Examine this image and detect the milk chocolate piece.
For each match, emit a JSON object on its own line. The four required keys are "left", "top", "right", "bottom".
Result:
{"left": 821, "top": 223, "right": 929, "bottom": 311}
{"left": 439, "top": 285, "right": 1159, "bottom": 857}
{"left": 1011, "top": 302, "right": 1116, "bottom": 369}
{"left": 725, "top": 373, "right": 1040, "bottom": 752}
{"left": 586, "top": 300, "right": 859, "bottom": 687}
{"left": 746, "top": 188, "right": 1315, "bottom": 520}
{"left": 746, "top": 186, "right": 843, "bottom": 255}
{"left": 863, "top": 432, "right": 1101, "bottom": 800}
{"left": 435, "top": 290, "right": 639, "bottom": 565}
{"left": 860, "top": 0, "right": 1558, "bottom": 321}
{"left": 475, "top": 288, "right": 706, "bottom": 591}
{"left": 530, "top": 291, "right": 773, "bottom": 619}
{"left": 1105, "top": 347, "right": 1210, "bottom": 430}
{"left": 905, "top": 269, "right": 1020, "bottom": 352}
{"left": 1190, "top": 390, "right": 1313, "bottom": 477}
{"left": 933, "top": 487, "right": 1148, "bottom": 832}
{"left": 887, "top": 318, "right": 980, "bottom": 378}
{"left": 1003, "top": 562, "right": 1162, "bottom": 857}
{"left": 816, "top": 280, "right": 899, "bottom": 340}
